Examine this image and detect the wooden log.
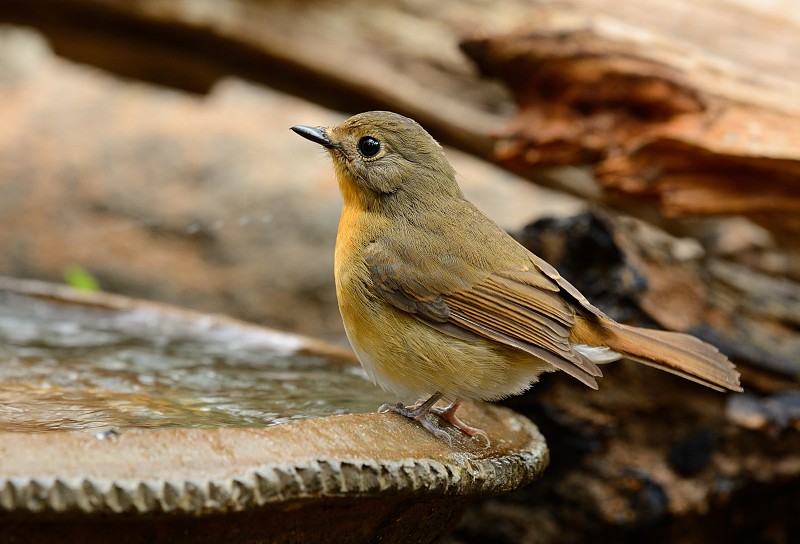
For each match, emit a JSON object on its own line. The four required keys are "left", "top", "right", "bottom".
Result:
{"left": 461, "top": 2, "right": 800, "bottom": 240}
{"left": 0, "top": 0, "right": 531, "bottom": 157}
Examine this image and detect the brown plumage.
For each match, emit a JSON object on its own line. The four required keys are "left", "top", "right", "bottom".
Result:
{"left": 291, "top": 111, "right": 742, "bottom": 446}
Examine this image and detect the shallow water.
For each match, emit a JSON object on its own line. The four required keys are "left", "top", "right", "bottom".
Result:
{"left": 0, "top": 290, "right": 386, "bottom": 432}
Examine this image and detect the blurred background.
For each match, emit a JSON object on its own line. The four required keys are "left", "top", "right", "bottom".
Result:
{"left": 0, "top": 1, "right": 798, "bottom": 542}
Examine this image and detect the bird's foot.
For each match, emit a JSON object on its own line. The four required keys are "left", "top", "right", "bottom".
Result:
{"left": 379, "top": 394, "right": 452, "bottom": 446}
{"left": 431, "top": 400, "right": 490, "bottom": 447}
{"left": 379, "top": 394, "right": 489, "bottom": 447}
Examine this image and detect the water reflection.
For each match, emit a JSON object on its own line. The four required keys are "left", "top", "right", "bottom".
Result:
{"left": 0, "top": 291, "right": 385, "bottom": 432}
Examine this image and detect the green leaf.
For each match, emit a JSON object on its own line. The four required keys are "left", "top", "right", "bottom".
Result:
{"left": 64, "top": 265, "right": 100, "bottom": 292}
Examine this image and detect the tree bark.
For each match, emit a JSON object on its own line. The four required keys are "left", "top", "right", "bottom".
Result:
{"left": 462, "top": 1, "right": 800, "bottom": 243}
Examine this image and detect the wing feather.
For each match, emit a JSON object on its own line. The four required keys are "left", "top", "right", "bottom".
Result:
{"left": 445, "top": 276, "right": 602, "bottom": 378}
{"left": 364, "top": 242, "right": 603, "bottom": 385}
{"left": 447, "top": 312, "right": 599, "bottom": 388}
{"left": 446, "top": 289, "right": 572, "bottom": 357}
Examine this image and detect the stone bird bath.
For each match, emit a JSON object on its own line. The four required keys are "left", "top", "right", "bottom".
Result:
{"left": 0, "top": 277, "right": 547, "bottom": 543}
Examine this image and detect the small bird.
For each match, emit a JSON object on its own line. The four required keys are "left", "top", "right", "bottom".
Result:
{"left": 291, "top": 111, "right": 742, "bottom": 446}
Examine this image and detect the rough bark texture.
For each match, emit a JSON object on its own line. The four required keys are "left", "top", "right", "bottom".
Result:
{"left": 0, "top": 0, "right": 528, "bottom": 156}
{"left": 456, "top": 13, "right": 800, "bottom": 539}
{"left": 462, "top": 2, "right": 800, "bottom": 243}
{"left": 515, "top": 211, "right": 800, "bottom": 380}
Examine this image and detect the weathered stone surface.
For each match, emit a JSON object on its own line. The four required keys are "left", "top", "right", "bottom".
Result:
{"left": 0, "top": 277, "right": 548, "bottom": 544}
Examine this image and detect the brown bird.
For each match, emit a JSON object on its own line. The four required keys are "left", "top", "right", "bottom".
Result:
{"left": 291, "top": 111, "right": 742, "bottom": 445}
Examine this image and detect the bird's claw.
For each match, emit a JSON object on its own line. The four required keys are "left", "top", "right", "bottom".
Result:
{"left": 431, "top": 402, "right": 490, "bottom": 447}
{"left": 379, "top": 401, "right": 454, "bottom": 447}
{"left": 378, "top": 402, "right": 405, "bottom": 414}
{"left": 378, "top": 394, "right": 488, "bottom": 448}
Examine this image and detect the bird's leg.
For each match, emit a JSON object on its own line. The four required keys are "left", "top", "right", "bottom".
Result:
{"left": 379, "top": 394, "right": 490, "bottom": 446}
{"left": 430, "top": 399, "right": 490, "bottom": 446}
{"left": 379, "top": 392, "right": 453, "bottom": 446}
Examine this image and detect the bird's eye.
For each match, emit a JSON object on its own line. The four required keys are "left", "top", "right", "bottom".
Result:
{"left": 357, "top": 136, "right": 381, "bottom": 158}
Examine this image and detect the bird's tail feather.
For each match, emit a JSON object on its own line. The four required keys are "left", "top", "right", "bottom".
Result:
{"left": 606, "top": 323, "right": 742, "bottom": 392}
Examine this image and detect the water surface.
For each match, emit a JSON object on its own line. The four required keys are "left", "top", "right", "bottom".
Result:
{"left": 0, "top": 289, "right": 386, "bottom": 433}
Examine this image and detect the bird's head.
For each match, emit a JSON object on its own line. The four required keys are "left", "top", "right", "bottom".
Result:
{"left": 292, "top": 111, "right": 460, "bottom": 212}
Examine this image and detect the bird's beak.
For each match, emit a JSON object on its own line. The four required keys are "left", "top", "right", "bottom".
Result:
{"left": 291, "top": 125, "right": 335, "bottom": 149}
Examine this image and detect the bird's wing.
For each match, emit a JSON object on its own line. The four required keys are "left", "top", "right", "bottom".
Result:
{"left": 525, "top": 252, "right": 610, "bottom": 321}
{"left": 365, "top": 242, "right": 603, "bottom": 388}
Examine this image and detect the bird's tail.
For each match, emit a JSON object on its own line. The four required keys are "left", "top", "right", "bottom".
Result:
{"left": 605, "top": 323, "right": 742, "bottom": 392}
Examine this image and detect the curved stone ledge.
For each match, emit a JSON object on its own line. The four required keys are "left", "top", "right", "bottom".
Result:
{"left": 0, "top": 277, "right": 548, "bottom": 542}
{"left": 0, "top": 409, "right": 547, "bottom": 516}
